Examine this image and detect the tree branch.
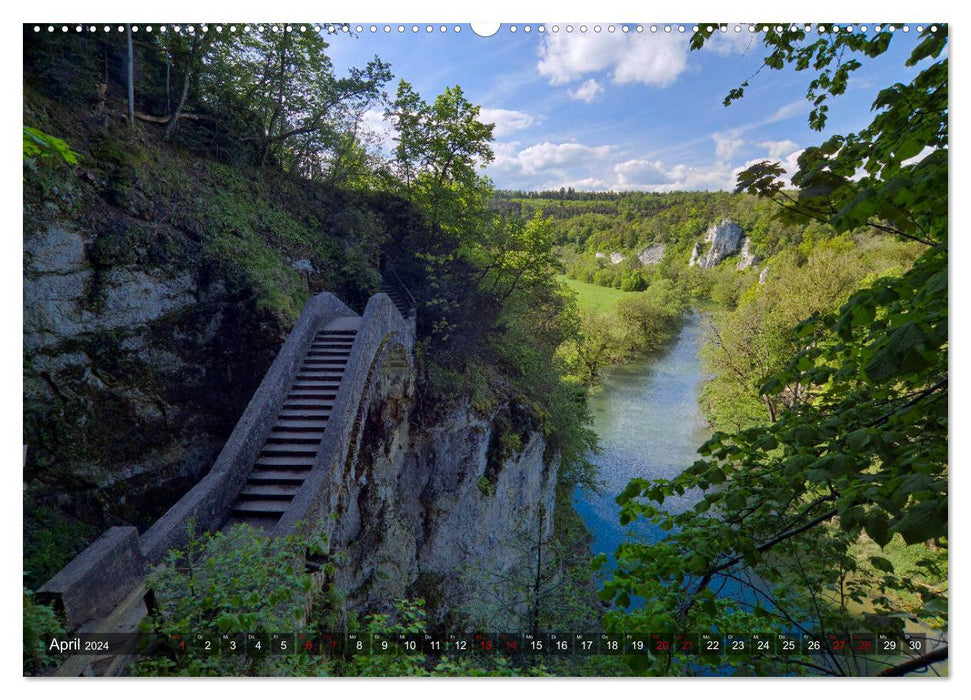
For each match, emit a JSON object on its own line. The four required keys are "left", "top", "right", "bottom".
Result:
{"left": 875, "top": 645, "right": 947, "bottom": 676}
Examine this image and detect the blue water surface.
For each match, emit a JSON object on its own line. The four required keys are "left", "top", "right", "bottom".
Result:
{"left": 574, "top": 311, "right": 713, "bottom": 570}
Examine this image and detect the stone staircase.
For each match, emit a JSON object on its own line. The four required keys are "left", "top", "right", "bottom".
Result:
{"left": 380, "top": 279, "right": 411, "bottom": 317}
{"left": 37, "top": 290, "right": 417, "bottom": 676}
{"left": 226, "top": 315, "right": 361, "bottom": 531}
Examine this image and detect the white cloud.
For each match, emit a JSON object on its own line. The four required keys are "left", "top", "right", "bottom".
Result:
{"left": 614, "top": 159, "right": 672, "bottom": 187}
{"left": 645, "top": 162, "right": 736, "bottom": 192}
{"left": 514, "top": 141, "right": 615, "bottom": 175}
{"left": 541, "top": 177, "right": 612, "bottom": 191}
{"left": 758, "top": 139, "right": 800, "bottom": 161}
{"left": 703, "top": 29, "right": 757, "bottom": 56}
{"left": 537, "top": 29, "right": 689, "bottom": 88}
{"left": 731, "top": 148, "right": 805, "bottom": 188}
{"left": 478, "top": 108, "right": 537, "bottom": 137}
{"left": 767, "top": 99, "right": 809, "bottom": 124}
{"left": 488, "top": 138, "right": 809, "bottom": 194}
{"left": 569, "top": 79, "right": 604, "bottom": 103}
{"left": 357, "top": 109, "right": 396, "bottom": 153}
{"left": 712, "top": 130, "right": 746, "bottom": 161}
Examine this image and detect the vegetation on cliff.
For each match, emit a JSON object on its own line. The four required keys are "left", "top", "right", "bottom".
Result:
{"left": 23, "top": 24, "right": 597, "bottom": 660}
{"left": 600, "top": 25, "right": 948, "bottom": 676}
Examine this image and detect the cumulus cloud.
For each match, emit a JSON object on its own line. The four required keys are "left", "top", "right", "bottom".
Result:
{"left": 488, "top": 137, "right": 808, "bottom": 194}
{"left": 544, "top": 176, "right": 612, "bottom": 191}
{"left": 614, "top": 159, "right": 672, "bottom": 187}
{"left": 513, "top": 142, "right": 615, "bottom": 175}
{"left": 758, "top": 139, "right": 800, "bottom": 161}
{"left": 478, "top": 108, "right": 538, "bottom": 137}
{"left": 731, "top": 147, "right": 805, "bottom": 188}
{"left": 537, "top": 29, "right": 690, "bottom": 88}
{"left": 640, "top": 162, "right": 736, "bottom": 192}
{"left": 488, "top": 137, "right": 740, "bottom": 192}
{"left": 489, "top": 140, "right": 616, "bottom": 190}
{"left": 767, "top": 99, "right": 809, "bottom": 123}
{"left": 569, "top": 79, "right": 604, "bottom": 103}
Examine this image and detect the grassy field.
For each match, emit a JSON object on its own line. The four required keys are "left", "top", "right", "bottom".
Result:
{"left": 558, "top": 275, "right": 640, "bottom": 315}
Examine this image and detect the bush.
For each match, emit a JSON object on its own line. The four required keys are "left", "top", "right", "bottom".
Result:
{"left": 23, "top": 587, "right": 65, "bottom": 675}
{"left": 133, "top": 522, "right": 328, "bottom": 676}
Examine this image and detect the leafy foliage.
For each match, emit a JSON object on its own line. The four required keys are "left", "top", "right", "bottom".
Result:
{"left": 134, "top": 523, "right": 328, "bottom": 676}
{"left": 604, "top": 26, "right": 948, "bottom": 676}
{"left": 23, "top": 126, "right": 78, "bottom": 165}
{"left": 23, "top": 587, "right": 65, "bottom": 675}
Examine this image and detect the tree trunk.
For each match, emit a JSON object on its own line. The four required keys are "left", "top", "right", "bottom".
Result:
{"left": 126, "top": 25, "right": 134, "bottom": 129}
{"left": 164, "top": 36, "right": 201, "bottom": 142}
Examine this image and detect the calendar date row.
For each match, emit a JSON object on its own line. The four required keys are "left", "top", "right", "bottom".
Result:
{"left": 46, "top": 632, "right": 931, "bottom": 657}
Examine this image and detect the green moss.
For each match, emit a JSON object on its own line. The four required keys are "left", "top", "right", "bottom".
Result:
{"left": 204, "top": 230, "right": 307, "bottom": 323}
{"left": 476, "top": 475, "right": 494, "bottom": 497}
{"left": 23, "top": 504, "right": 99, "bottom": 591}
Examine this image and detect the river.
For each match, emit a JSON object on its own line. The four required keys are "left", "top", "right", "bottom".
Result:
{"left": 574, "top": 311, "right": 712, "bottom": 569}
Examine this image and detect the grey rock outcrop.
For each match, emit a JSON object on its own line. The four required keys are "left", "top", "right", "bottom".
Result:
{"left": 735, "top": 236, "right": 757, "bottom": 270}
{"left": 689, "top": 219, "right": 745, "bottom": 268}
{"left": 23, "top": 220, "right": 286, "bottom": 546}
{"left": 609, "top": 252, "right": 624, "bottom": 265}
{"left": 638, "top": 244, "right": 665, "bottom": 266}
{"left": 334, "top": 402, "right": 559, "bottom": 627}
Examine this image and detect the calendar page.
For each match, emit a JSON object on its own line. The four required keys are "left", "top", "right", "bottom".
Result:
{"left": 20, "top": 3, "right": 949, "bottom": 686}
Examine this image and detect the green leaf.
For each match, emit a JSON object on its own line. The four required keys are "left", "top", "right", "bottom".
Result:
{"left": 870, "top": 556, "right": 894, "bottom": 573}
{"left": 865, "top": 511, "right": 892, "bottom": 547}
{"left": 893, "top": 500, "right": 946, "bottom": 545}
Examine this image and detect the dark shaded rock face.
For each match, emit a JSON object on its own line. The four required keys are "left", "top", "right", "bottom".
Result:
{"left": 23, "top": 221, "right": 285, "bottom": 586}
{"left": 689, "top": 219, "right": 745, "bottom": 268}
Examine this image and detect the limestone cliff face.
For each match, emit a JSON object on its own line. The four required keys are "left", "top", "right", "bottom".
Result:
{"left": 328, "top": 394, "right": 559, "bottom": 628}
{"left": 689, "top": 219, "right": 745, "bottom": 268}
{"left": 22, "top": 215, "right": 304, "bottom": 590}
{"left": 735, "top": 236, "right": 758, "bottom": 270}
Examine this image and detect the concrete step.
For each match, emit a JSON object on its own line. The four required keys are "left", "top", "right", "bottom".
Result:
{"left": 321, "top": 316, "right": 361, "bottom": 331}
{"left": 276, "top": 410, "right": 331, "bottom": 420}
{"left": 282, "top": 402, "right": 334, "bottom": 412}
{"left": 239, "top": 483, "right": 300, "bottom": 499}
{"left": 254, "top": 455, "right": 316, "bottom": 468}
{"left": 294, "top": 367, "right": 344, "bottom": 384}
{"left": 266, "top": 432, "right": 323, "bottom": 444}
{"left": 272, "top": 419, "right": 328, "bottom": 430}
{"left": 232, "top": 500, "right": 289, "bottom": 515}
{"left": 260, "top": 444, "right": 318, "bottom": 456}
{"left": 306, "top": 349, "right": 351, "bottom": 356}
{"left": 247, "top": 469, "right": 309, "bottom": 484}
{"left": 291, "top": 381, "right": 341, "bottom": 389}
{"left": 287, "top": 391, "right": 337, "bottom": 399}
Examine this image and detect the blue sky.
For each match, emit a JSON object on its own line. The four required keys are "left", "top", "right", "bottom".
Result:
{"left": 326, "top": 24, "right": 934, "bottom": 192}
